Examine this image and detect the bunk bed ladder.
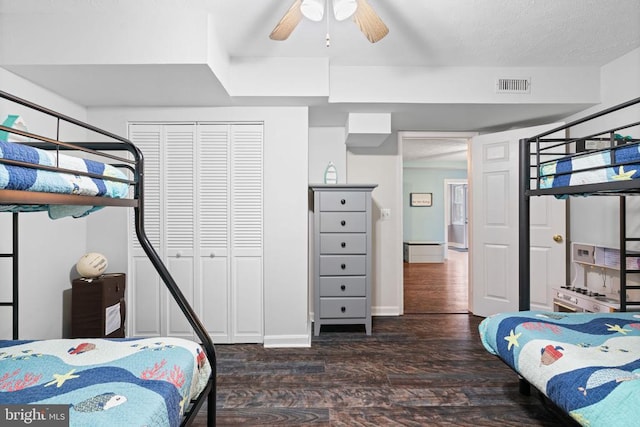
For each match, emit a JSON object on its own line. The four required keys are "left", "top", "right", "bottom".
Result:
{"left": 0, "top": 213, "right": 19, "bottom": 339}
{"left": 620, "top": 196, "right": 640, "bottom": 312}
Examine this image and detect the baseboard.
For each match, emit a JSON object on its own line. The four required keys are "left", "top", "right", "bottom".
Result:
{"left": 263, "top": 333, "right": 311, "bottom": 348}
{"left": 372, "top": 306, "right": 401, "bottom": 316}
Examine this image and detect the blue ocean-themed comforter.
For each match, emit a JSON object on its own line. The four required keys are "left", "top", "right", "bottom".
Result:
{"left": 0, "top": 337, "right": 211, "bottom": 427}
{"left": 0, "top": 139, "right": 129, "bottom": 218}
{"left": 479, "top": 311, "right": 640, "bottom": 426}
{"left": 539, "top": 142, "right": 640, "bottom": 190}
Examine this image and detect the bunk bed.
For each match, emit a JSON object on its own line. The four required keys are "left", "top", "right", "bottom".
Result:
{"left": 0, "top": 90, "right": 216, "bottom": 426}
{"left": 479, "top": 97, "right": 640, "bottom": 427}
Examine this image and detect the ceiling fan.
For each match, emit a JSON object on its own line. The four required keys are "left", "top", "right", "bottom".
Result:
{"left": 269, "top": 0, "right": 389, "bottom": 44}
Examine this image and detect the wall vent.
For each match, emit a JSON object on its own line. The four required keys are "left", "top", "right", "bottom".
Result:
{"left": 496, "top": 78, "right": 531, "bottom": 94}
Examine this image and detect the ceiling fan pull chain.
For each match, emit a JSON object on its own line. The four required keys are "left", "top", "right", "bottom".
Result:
{"left": 326, "top": 3, "right": 331, "bottom": 47}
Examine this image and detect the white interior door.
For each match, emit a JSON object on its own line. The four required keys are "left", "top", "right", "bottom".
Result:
{"left": 471, "top": 123, "right": 566, "bottom": 317}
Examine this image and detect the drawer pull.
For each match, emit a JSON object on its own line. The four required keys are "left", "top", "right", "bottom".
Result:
{"left": 341, "top": 306, "right": 346, "bottom": 313}
{"left": 340, "top": 220, "right": 346, "bottom": 226}
{"left": 341, "top": 199, "right": 346, "bottom": 205}
{"left": 341, "top": 242, "right": 346, "bottom": 248}
{"left": 340, "top": 284, "right": 346, "bottom": 291}
{"left": 341, "top": 263, "right": 346, "bottom": 269}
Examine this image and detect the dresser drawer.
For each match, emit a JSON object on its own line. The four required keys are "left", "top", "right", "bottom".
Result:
{"left": 320, "top": 297, "right": 366, "bottom": 318}
{"left": 319, "top": 277, "right": 366, "bottom": 297}
{"left": 320, "top": 234, "right": 366, "bottom": 254}
{"left": 320, "top": 212, "right": 366, "bottom": 233}
{"left": 320, "top": 191, "right": 366, "bottom": 212}
{"left": 320, "top": 255, "right": 366, "bottom": 276}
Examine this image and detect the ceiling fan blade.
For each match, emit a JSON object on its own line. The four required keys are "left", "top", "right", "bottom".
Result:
{"left": 353, "top": 0, "right": 389, "bottom": 43}
{"left": 270, "top": 0, "right": 304, "bottom": 41}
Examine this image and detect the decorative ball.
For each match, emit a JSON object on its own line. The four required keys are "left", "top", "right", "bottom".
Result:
{"left": 76, "top": 252, "right": 108, "bottom": 278}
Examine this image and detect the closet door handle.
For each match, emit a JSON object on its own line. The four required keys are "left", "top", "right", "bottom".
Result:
{"left": 341, "top": 199, "right": 346, "bottom": 205}
{"left": 340, "top": 285, "right": 346, "bottom": 291}
{"left": 340, "top": 220, "right": 346, "bottom": 226}
{"left": 341, "top": 242, "right": 346, "bottom": 248}
{"left": 341, "top": 306, "right": 346, "bottom": 313}
{"left": 341, "top": 263, "right": 346, "bottom": 270}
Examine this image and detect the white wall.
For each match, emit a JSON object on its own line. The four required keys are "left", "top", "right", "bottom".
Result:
{"left": 87, "top": 105, "right": 310, "bottom": 346}
{"left": 347, "top": 135, "right": 403, "bottom": 316}
{"left": 1, "top": 68, "right": 90, "bottom": 339}
{"left": 565, "top": 48, "right": 640, "bottom": 248}
{"left": 308, "top": 127, "right": 347, "bottom": 185}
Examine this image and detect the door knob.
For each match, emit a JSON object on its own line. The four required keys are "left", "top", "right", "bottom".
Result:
{"left": 553, "top": 234, "right": 563, "bottom": 243}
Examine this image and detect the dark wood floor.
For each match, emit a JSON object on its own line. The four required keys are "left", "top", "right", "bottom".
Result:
{"left": 194, "top": 314, "right": 567, "bottom": 426}
{"left": 192, "top": 250, "right": 569, "bottom": 426}
{"left": 404, "top": 249, "right": 468, "bottom": 314}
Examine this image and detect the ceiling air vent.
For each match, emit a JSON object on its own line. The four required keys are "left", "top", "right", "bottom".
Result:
{"left": 496, "top": 78, "right": 531, "bottom": 94}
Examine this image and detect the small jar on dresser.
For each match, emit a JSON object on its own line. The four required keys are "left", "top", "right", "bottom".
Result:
{"left": 309, "top": 184, "right": 377, "bottom": 336}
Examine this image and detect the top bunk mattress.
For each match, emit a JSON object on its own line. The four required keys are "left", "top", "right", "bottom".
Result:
{"left": 0, "top": 139, "right": 130, "bottom": 218}
{"left": 539, "top": 140, "right": 640, "bottom": 192}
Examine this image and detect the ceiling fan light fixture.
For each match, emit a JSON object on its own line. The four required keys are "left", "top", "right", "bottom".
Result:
{"left": 300, "top": 0, "right": 325, "bottom": 21}
{"left": 333, "top": 0, "right": 357, "bottom": 21}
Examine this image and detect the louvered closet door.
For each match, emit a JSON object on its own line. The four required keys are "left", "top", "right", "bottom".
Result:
{"left": 198, "top": 124, "right": 230, "bottom": 342}
{"left": 129, "top": 122, "right": 263, "bottom": 343}
{"left": 230, "top": 124, "right": 263, "bottom": 342}
{"left": 198, "top": 123, "right": 263, "bottom": 343}
{"left": 128, "top": 124, "right": 163, "bottom": 337}
{"left": 164, "top": 125, "right": 197, "bottom": 338}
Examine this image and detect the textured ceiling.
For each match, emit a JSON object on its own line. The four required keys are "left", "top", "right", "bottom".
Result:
{"left": 212, "top": 0, "right": 640, "bottom": 67}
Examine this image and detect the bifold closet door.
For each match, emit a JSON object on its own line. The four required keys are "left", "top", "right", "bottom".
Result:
{"left": 128, "top": 122, "right": 263, "bottom": 343}
{"left": 198, "top": 124, "right": 230, "bottom": 342}
{"left": 128, "top": 124, "right": 163, "bottom": 337}
{"left": 163, "top": 125, "right": 197, "bottom": 338}
{"left": 198, "top": 124, "right": 263, "bottom": 344}
{"left": 128, "top": 124, "right": 197, "bottom": 339}
{"left": 229, "top": 124, "right": 263, "bottom": 343}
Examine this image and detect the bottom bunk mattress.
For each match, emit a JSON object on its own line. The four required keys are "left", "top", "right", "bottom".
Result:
{"left": 0, "top": 337, "right": 211, "bottom": 426}
{"left": 479, "top": 311, "right": 640, "bottom": 427}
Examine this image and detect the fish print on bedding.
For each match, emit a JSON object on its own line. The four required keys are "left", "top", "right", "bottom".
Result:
{"left": 479, "top": 311, "right": 640, "bottom": 427}
{"left": 0, "top": 337, "right": 211, "bottom": 427}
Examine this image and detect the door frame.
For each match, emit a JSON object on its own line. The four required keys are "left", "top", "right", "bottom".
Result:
{"left": 399, "top": 131, "right": 476, "bottom": 314}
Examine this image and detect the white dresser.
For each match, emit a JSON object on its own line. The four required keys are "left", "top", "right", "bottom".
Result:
{"left": 310, "top": 184, "right": 377, "bottom": 336}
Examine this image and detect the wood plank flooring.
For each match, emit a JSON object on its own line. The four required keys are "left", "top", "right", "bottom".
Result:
{"left": 194, "top": 314, "right": 570, "bottom": 426}
{"left": 404, "top": 249, "right": 468, "bottom": 314}
{"left": 192, "top": 249, "right": 572, "bottom": 426}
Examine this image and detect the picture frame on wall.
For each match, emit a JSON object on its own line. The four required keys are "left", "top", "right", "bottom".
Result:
{"left": 410, "top": 192, "right": 432, "bottom": 207}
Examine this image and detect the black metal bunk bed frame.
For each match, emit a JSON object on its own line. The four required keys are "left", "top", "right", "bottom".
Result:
{"left": 0, "top": 90, "right": 216, "bottom": 426}
{"left": 520, "top": 96, "right": 640, "bottom": 312}
{"left": 517, "top": 97, "right": 640, "bottom": 402}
